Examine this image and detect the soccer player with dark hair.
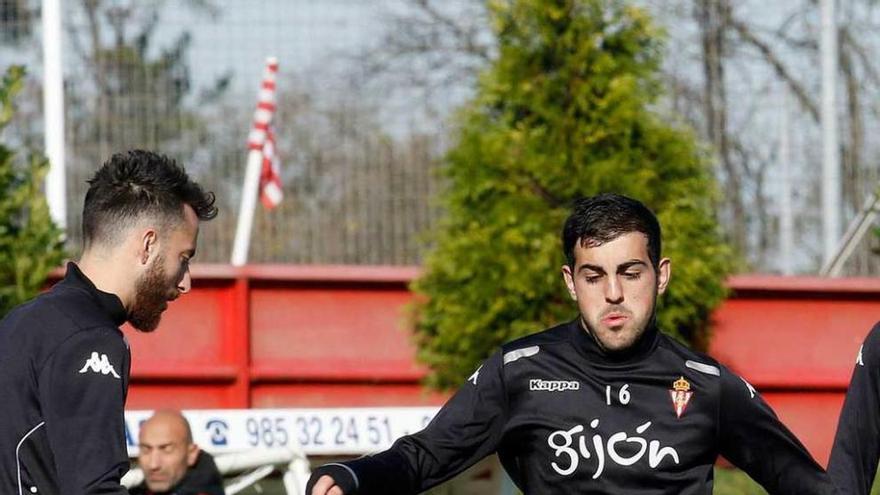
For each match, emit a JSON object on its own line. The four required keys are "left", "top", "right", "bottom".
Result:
{"left": 307, "top": 193, "right": 834, "bottom": 495}
{"left": 0, "top": 150, "right": 217, "bottom": 494}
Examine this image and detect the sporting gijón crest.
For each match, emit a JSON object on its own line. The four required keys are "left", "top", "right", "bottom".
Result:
{"left": 670, "top": 376, "right": 693, "bottom": 418}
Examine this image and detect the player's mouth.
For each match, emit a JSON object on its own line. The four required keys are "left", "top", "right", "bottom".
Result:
{"left": 601, "top": 313, "right": 628, "bottom": 327}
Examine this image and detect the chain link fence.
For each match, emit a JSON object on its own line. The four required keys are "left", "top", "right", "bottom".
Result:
{"left": 2, "top": 0, "right": 444, "bottom": 265}
{"left": 4, "top": 0, "right": 880, "bottom": 273}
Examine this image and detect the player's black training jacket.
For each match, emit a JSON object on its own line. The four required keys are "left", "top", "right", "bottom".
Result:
{"left": 308, "top": 319, "right": 835, "bottom": 495}
{"left": 0, "top": 262, "right": 131, "bottom": 495}
{"left": 828, "top": 321, "right": 880, "bottom": 494}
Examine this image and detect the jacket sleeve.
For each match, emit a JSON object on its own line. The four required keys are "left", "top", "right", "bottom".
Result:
{"left": 718, "top": 366, "right": 835, "bottom": 494}
{"left": 308, "top": 350, "right": 509, "bottom": 495}
{"left": 38, "top": 328, "right": 130, "bottom": 495}
{"left": 828, "top": 322, "right": 880, "bottom": 495}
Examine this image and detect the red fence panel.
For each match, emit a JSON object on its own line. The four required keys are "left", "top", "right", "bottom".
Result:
{"left": 708, "top": 275, "right": 880, "bottom": 464}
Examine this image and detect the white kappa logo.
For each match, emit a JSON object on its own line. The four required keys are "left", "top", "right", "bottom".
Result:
{"left": 740, "top": 377, "right": 756, "bottom": 399}
{"left": 530, "top": 379, "right": 580, "bottom": 392}
{"left": 78, "top": 352, "right": 121, "bottom": 379}
{"left": 468, "top": 365, "right": 483, "bottom": 386}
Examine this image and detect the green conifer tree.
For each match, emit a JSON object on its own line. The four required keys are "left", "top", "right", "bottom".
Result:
{"left": 0, "top": 66, "right": 66, "bottom": 317}
{"left": 412, "top": 0, "right": 731, "bottom": 388}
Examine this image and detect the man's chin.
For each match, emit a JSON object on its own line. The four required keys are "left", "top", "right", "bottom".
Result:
{"left": 595, "top": 328, "right": 641, "bottom": 352}
{"left": 129, "top": 315, "right": 162, "bottom": 333}
{"left": 145, "top": 481, "right": 172, "bottom": 492}
{"left": 598, "top": 339, "right": 636, "bottom": 353}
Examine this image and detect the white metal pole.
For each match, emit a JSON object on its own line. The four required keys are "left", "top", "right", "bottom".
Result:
{"left": 779, "top": 90, "right": 794, "bottom": 275}
{"left": 42, "top": 0, "right": 66, "bottom": 231}
{"left": 820, "top": 0, "right": 840, "bottom": 267}
{"left": 820, "top": 191, "right": 880, "bottom": 277}
{"left": 231, "top": 150, "right": 265, "bottom": 266}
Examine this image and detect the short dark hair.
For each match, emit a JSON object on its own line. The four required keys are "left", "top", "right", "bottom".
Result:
{"left": 562, "top": 193, "right": 661, "bottom": 269}
{"left": 82, "top": 150, "right": 218, "bottom": 247}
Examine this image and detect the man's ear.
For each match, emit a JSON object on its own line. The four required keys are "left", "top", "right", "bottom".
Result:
{"left": 656, "top": 258, "right": 671, "bottom": 295}
{"left": 186, "top": 444, "right": 200, "bottom": 467}
{"left": 139, "top": 229, "right": 159, "bottom": 265}
{"left": 561, "top": 265, "right": 577, "bottom": 301}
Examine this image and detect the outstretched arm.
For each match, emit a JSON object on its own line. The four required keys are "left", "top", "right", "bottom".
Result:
{"left": 306, "top": 350, "right": 509, "bottom": 495}
{"left": 718, "top": 367, "right": 835, "bottom": 495}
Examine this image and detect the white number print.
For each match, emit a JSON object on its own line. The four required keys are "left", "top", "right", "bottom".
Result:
{"left": 605, "top": 384, "right": 631, "bottom": 406}
{"left": 547, "top": 419, "right": 679, "bottom": 479}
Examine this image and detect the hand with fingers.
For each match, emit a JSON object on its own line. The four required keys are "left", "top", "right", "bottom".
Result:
{"left": 309, "top": 475, "right": 345, "bottom": 495}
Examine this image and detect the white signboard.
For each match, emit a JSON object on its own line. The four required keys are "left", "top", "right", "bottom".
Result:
{"left": 125, "top": 407, "right": 440, "bottom": 457}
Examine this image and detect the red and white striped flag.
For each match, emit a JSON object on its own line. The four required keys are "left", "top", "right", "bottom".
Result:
{"left": 247, "top": 57, "right": 282, "bottom": 210}
{"left": 259, "top": 127, "right": 283, "bottom": 209}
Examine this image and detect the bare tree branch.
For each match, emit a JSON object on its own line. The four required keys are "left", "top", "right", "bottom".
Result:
{"left": 725, "top": 11, "right": 820, "bottom": 122}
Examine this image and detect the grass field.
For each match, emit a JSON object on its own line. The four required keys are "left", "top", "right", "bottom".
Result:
{"left": 219, "top": 454, "right": 880, "bottom": 494}
{"left": 229, "top": 466, "right": 782, "bottom": 494}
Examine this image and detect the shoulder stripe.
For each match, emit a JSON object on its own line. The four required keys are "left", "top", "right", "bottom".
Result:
{"left": 686, "top": 360, "right": 720, "bottom": 376}
{"left": 503, "top": 345, "right": 540, "bottom": 365}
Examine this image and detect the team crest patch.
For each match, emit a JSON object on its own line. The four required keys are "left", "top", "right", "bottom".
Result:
{"left": 670, "top": 376, "right": 693, "bottom": 419}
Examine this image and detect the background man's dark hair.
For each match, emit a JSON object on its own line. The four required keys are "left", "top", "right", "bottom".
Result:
{"left": 562, "top": 193, "right": 661, "bottom": 270}
{"left": 82, "top": 150, "right": 218, "bottom": 248}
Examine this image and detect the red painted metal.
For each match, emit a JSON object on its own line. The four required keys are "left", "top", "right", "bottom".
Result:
{"left": 112, "top": 264, "right": 430, "bottom": 409}
{"left": 249, "top": 285, "right": 425, "bottom": 383}
{"left": 762, "top": 392, "right": 845, "bottom": 466}
{"left": 43, "top": 266, "right": 878, "bottom": 465}
{"left": 230, "top": 277, "right": 251, "bottom": 406}
{"left": 251, "top": 384, "right": 448, "bottom": 408}
{"left": 706, "top": 275, "right": 880, "bottom": 465}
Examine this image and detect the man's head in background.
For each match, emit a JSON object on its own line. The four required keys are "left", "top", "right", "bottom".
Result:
{"left": 137, "top": 409, "right": 201, "bottom": 492}
{"left": 80, "top": 150, "right": 218, "bottom": 331}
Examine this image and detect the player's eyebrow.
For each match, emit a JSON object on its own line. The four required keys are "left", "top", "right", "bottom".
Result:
{"left": 577, "top": 259, "right": 647, "bottom": 274}
{"left": 576, "top": 263, "right": 606, "bottom": 274}
{"left": 616, "top": 260, "right": 648, "bottom": 273}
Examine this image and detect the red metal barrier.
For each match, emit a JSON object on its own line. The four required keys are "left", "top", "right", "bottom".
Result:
{"left": 75, "top": 266, "right": 880, "bottom": 465}
{"left": 708, "top": 275, "right": 880, "bottom": 464}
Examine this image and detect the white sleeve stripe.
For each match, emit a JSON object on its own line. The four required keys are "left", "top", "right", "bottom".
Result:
{"left": 685, "top": 360, "right": 720, "bottom": 376}
{"left": 16, "top": 421, "right": 45, "bottom": 495}
{"left": 503, "top": 346, "right": 540, "bottom": 365}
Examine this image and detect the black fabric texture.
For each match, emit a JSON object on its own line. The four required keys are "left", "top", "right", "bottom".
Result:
{"left": 0, "top": 262, "right": 131, "bottom": 495}
{"left": 315, "top": 319, "right": 836, "bottom": 495}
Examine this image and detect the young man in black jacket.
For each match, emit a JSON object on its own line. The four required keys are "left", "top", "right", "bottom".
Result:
{"left": 307, "top": 194, "right": 835, "bottom": 495}
{"left": 0, "top": 150, "right": 217, "bottom": 495}
{"left": 131, "top": 410, "right": 224, "bottom": 495}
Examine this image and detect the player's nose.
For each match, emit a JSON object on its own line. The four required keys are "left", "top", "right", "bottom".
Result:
{"left": 177, "top": 267, "right": 191, "bottom": 294}
{"left": 604, "top": 277, "right": 623, "bottom": 304}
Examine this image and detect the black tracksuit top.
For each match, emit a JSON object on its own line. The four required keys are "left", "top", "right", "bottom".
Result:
{"left": 829, "top": 321, "right": 880, "bottom": 495}
{"left": 0, "top": 263, "right": 131, "bottom": 495}
{"left": 312, "top": 320, "right": 835, "bottom": 495}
